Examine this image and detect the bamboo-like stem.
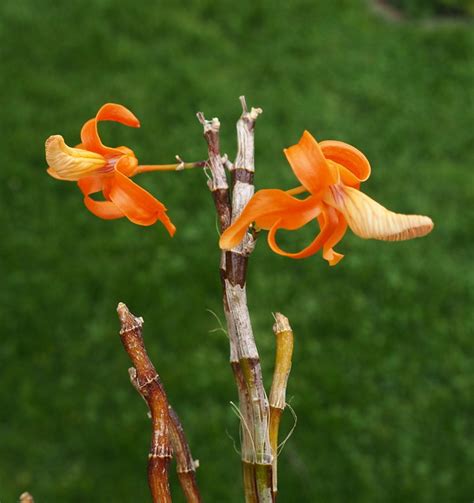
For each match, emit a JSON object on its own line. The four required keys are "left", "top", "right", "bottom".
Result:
{"left": 19, "top": 493, "right": 34, "bottom": 503}
{"left": 196, "top": 110, "right": 256, "bottom": 501}
{"left": 136, "top": 160, "right": 207, "bottom": 174}
{"left": 198, "top": 97, "right": 274, "bottom": 503}
{"left": 117, "top": 303, "right": 172, "bottom": 503}
{"left": 168, "top": 407, "right": 202, "bottom": 503}
{"left": 269, "top": 313, "right": 294, "bottom": 499}
{"left": 129, "top": 369, "right": 202, "bottom": 503}
{"left": 242, "top": 462, "right": 258, "bottom": 503}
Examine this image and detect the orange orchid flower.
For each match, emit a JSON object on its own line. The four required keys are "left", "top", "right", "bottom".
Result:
{"left": 220, "top": 131, "right": 434, "bottom": 265}
{"left": 46, "top": 103, "right": 179, "bottom": 234}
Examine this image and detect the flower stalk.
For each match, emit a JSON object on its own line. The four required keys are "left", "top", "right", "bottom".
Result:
{"left": 136, "top": 160, "right": 208, "bottom": 174}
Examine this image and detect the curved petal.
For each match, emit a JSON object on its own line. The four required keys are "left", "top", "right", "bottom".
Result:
{"left": 80, "top": 103, "right": 140, "bottom": 156}
{"left": 107, "top": 169, "right": 176, "bottom": 234}
{"left": 266, "top": 205, "right": 337, "bottom": 259}
{"left": 96, "top": 103, "right": 140, "bottom": 127}
{"left": 77, "top": 175, "right": 105, "bottom": 196}
{"left": 77, "top": 175, "right": 124, "bottom": 220}
{"left": 46, "top": 135, "right": 106, "bottom": 181}
{"left": 284, "top": 131, "right": 337, "bottom": 194}
{"left": 324, "top": 185, "right": 434, "bottom": 241}
{"left": 320, "top": 140, "right": 371, "bottom": 183}
{"left": 83, "top": 196, "right": 125, "bottom": 220}
{"left": 321, "top": 210, "right": 348, "bottom": 265}
{"left": 219, "top": 189, "right": 321, "bottom": 251}
{"left": 327, "top": 160, "right": 362, "bottom": 189}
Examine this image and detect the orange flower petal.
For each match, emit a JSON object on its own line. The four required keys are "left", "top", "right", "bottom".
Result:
{"left": 284, "top": 131, "right": 337, "bottom": 194}
{"left": 320, "top": 140, "right": 371, "bottom": 183}
{"left": 77, "top": 175, "right": 105, "bottom": 196}
{"left": 83, "top": 196, "right": 125, "bottom": 220}
{"left": 80, "top": 103, "right": 140, "bottom": 156}
{"left": 324, "top": 185, "right": 434, "bottom": 241}
{"left": 219, "top": 190, "right": 321, "bottom": 251}
{"left": 327, "top": 160, "right": 361, "bottom": 189}
{"left": 267, "top": 205, "right": 337, "bottom": 259}
{"left": 320, "top": 211, "right": 347, "bottom": 265}
{"left": 107, "top": 168, "right": 176, "bottom": 234}
{"left": 96, "top": 103, "right": 140, "bottom": 127}
{"left": 78, "top": 175, "right": 124, "bottom": 220}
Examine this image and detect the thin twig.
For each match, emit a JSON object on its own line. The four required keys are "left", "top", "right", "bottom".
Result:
{"left": 168, "top": 406, "right": 202, "bottom": 503}
{"left": 269, "top": 313, "right": 294, "bottom": 498}
{"left": 117, "top": 303, "right": 172, "bottom": 503}
{"left": 128, "top": 369, "right": 202, "bottom": 503}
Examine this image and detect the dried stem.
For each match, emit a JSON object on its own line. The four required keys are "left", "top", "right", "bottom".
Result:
{"left": 168, "top": 407, "right": 201, "bottom": 503}
{"left": 198, "top": 97, "right": 273, "bottom": 502}
{"left": 19, "top": 493, "right": 34, "bottom": 503}
{"left": 269, "top": 313, "right": 294, "bottom": 499}
{"left": 117, "top": 302, "right": 172, "bottom": 503}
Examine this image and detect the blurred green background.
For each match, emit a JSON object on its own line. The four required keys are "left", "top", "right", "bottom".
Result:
{"left": 1, "top": 0, "right": 473, "bottom": 501}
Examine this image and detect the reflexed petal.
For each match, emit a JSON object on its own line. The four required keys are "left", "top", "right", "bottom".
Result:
{"left": 267, "top": 206, "right": 337, "bottom": 259}
{"left": 80, "top": 103, "right": 140, "bottom": 156}
{"left": 327, "top": 160, "right": 361, "bottom": 189}
{"left": 83, "top": 197, "right": 124, "bottom": 220}
{"left": 219, "top": 189, "right": 321, "bottom": 250}
{"left": 107, "top": 169, "right": 176, "bottom": 234}
{"left": 46, "top": 135, "right": 106, "bottom": 181}
{"left": 96, "top": 103, "right": 140, "bottom": 127}
{"left": 321, "top": 211, "right": 347, "bottom": 265}
{"left": 77, "top": 175, "right": 105, "bottom": 196}
{"left": 320, "top": 140, "right": 371, "bottom": 182}
{"left": 78, "top": 175, "right": 124, "bottom": 220}
{"left": 284, "top": 131, "right": 337, "bottom": 194}
{"left": 325, "top": 185, "right": 434, "bottom": 241}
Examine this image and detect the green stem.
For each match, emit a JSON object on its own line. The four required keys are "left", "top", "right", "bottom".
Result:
{"left": 136, "top": 160, "right": 207, "bottom": 174}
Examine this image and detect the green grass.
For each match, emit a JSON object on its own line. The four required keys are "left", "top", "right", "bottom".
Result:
{"left": 0, "top": 1, "right": 473, "bottom": 501}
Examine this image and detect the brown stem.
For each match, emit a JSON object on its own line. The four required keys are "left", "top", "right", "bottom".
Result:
{"left": 269, "top": 313, "right": 294, "bottom": 499}
{"left": 198, "top": 98, "right": 273, "bottom": 503}
{"left": 197, "top": 109, "right": 255, "bottom": 495}
{"left": 117, "top": 303, "right": 172, "bottom": 503}
{"left": 168, "top": 406, "right": 202, "bottom": 503}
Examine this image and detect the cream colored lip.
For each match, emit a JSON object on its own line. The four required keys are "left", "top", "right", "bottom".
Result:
{"left": 324, "top": 184, "right": 434, "bottom": 241}
{"left": 45, "top": 135, "right": 106, "bottom": 181}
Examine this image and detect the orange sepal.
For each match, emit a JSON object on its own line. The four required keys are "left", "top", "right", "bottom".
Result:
{"left": 320, "top": 210, "right": 347, "bottom": 265}
{"left": 106, "top": 169, "right": 176, "bottom": 234}
{"left": 81, "top": 103, "right": 140, "bottom": 156}
{"left": 96, "top": 103, "right": 140, "bottom": 127}
{"left": 284, "top": 131, "right": 337, "bottom": 195}
{"left": 320, "top": 140, "right": 371, "bottom": 183}
{"left": 83, "top": 196, "right": 125, "bottom": 220}
{"left": 78, "top": 176, "right": 124, "bottom": 220}
{"left": 266, "top": 205, "right": 338, "bottom": 259}
{"left": 219, "top": 189, "right": 321, "bottom": 251}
